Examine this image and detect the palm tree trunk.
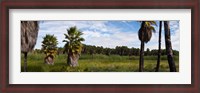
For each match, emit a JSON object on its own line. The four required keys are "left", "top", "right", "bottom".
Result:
{"left": 164, "top": 21, "right": 176, "bottom": 72}
{"left": 139, "top": 41, "right": 144, "bottom": 72}
{"left": 44, "top": 55, "right": 54, "bottom": 65}
{"left": 24, "top": 52, "right": 27, "bottom": 72}
{"left": 67, "top": 53, "right": 71, "bottom": 66}
{"left": 156, "top": 21, "right": 162, "bottom": 72}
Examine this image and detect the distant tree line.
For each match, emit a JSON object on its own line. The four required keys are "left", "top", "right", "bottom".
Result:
{"left": 34, "top": 44, "right": 179, "bottom": 56}
{"left": 81, "top": 44, "right": 179, "bottom": 56}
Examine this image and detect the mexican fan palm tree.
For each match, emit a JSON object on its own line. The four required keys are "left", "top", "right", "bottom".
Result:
{"left": 155, "top": 21, "right": 162, "bottom": 72}
{"left": 42, "top": 34, "right": 58, "bottom": 65}
{"left": 21, "top": 21, "right": 39, "bottom": 72}
{"left": 164, "top": 21, "right": 176, "bottom": 72}
{"left": 138, "top": 21, "right": 157, "bottom": 72}
{"left": 63, "top": 26, "right": 85, "bottom": 67}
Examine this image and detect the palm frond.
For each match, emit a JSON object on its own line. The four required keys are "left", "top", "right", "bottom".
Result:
{"left": 138, "top": 21, "right": 156, "bottom": 43}
{"left": 63, "top": 26, "right": 85, "bottom": 55}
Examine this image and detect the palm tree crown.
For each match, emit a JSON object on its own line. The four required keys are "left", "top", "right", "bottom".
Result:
{"left": 138, "top": 21, "right": 157, "bottom": 43}
{"left": 42, "top": 34, "right": 58, "bottom": 57}
{"left": 63, "top": 26, "right": 85, "bottom": 55}
{"left": 21, "top": 21, "right": 39, "bottom": 71}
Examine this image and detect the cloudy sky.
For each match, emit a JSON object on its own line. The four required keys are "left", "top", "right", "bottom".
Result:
{"left": 35, "top": 21, "right": 179, "bottom": 51}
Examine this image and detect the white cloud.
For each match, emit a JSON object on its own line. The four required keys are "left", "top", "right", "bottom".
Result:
{"left": 83, "top": 30, "right": 101, "bottom": 38}
{"left": 83, "top": 30, "right": 140, "bottom": 48}
{"left": 35, "top": 21, "right": 179, "bottom": 51}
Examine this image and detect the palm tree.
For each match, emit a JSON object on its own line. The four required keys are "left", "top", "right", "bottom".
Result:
{"left": 21, "top": 21, "right": 39, "bottom": 72}
{"left": 42, "top": 34, "right": 58, "bottom": 65}
{"left": 63, "top": 26, "right": 85, "bottom": 67}
{"left": 155, "top": 21, "right": 162, "bottom": 72}
{"left": 138, "top": 21, "right": 157, "bottom": 72}
{"left": 164, "top": 21, "right": 176, "bottom": 72}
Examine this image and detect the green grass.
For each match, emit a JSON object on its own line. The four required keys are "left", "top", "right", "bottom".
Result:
{"left": 21, "top": 53, "right": 179, "bottom": 72}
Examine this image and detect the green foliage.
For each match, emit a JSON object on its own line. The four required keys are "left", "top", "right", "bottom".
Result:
{"left": 81, "top": 44, "right": 179, "bottom": 56}
{"left": 33, "top": 49, "right": 42, "bottom": 54}
{"left": 21, "top": 53, "right": 179, "bottom": 72}
{"left": 63, "top": 26, "right": 85, "bottom": 55}
{"left": 42, "top": 34, "right": 58, "bottom": 57}
{"left": 57, "top": 47, "right": 65, "bottom": 55}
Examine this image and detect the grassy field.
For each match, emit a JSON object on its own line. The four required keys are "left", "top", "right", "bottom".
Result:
{"left": 21, "top": 53, "right": 179, "bottom": 72}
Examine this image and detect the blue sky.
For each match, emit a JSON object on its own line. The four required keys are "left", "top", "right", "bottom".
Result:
{"left": 35, "top": 21, "right": 179, "bottom": 51}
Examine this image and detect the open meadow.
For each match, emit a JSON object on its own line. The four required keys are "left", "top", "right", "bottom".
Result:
{"left": 21, "top": 53, "right": 179, "bottom": 72}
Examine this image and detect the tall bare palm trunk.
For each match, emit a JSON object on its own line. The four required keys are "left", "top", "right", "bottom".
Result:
{"left": 164, "top": 21, "right": 176, "bottom": 72}
{"left": 24, "top": 52, "right": 28, "bottom": 72}
{"left": 156, "top": 21, "right": 162, "bottom": 72}
{"left": 139, "top": 41, "right": 144, "bottom": 72}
